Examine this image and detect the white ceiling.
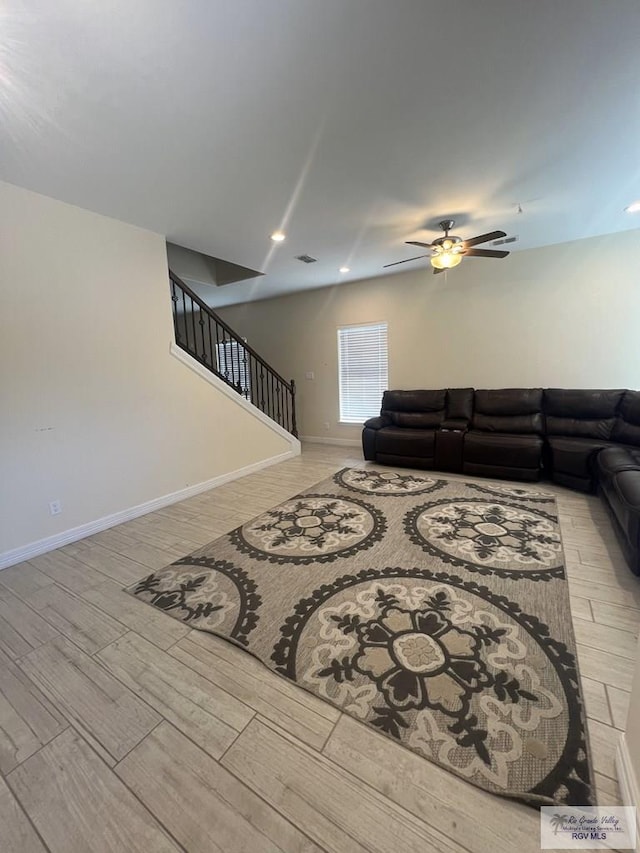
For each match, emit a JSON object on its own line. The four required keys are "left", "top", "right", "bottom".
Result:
{"left": 1, "top": 0, "right": 639, "bottom": 306}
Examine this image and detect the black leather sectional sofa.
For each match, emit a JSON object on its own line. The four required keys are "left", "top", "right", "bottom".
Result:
{"left": 362, "top": 388, "right": 640, "bottom": 575}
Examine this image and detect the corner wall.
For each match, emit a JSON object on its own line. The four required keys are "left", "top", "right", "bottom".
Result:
{"left": 0, "top": 181, "right": 294, "bottom": 561}
{"left": 218, "top": 228, "right": 640, "bottom": 442}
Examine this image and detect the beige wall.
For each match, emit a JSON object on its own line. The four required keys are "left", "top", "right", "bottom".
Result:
{"left": 219, "top": 228, "right": 640, "bottom": 441}
{"left": 0, "top": 182, "right": 290, "bottom": 556}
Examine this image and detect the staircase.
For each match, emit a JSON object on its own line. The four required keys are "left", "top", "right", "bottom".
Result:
{"left": 169, "top": 270, "right": 298, "bottom": 437}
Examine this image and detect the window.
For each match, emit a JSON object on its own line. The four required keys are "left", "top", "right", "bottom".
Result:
{"left": 216, "top": 340, "right": 251, "bottom": 398}
{"left": 337, "top": 322, "right": 388, "bottom": 423}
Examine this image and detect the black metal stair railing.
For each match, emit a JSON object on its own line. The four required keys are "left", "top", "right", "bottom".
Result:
{"left": 169, "top": 269, "right": 298, "bottom": 437}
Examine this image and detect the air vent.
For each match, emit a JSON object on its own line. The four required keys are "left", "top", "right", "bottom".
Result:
{"left": 492, "top": 236, "right": 518, "bottom": 246}
{"left": 295, "top": 254, "right": 318, "bottom": 264}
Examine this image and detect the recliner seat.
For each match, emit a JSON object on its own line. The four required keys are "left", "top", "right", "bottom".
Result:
{"left": 463, "top": 389, "right": 544, "bottom": 482}
{"left": 544, "top": 389, "right": 624, "bottom": 492}
{"left": 363, "top": 388, "right": 473, "bottom": 469}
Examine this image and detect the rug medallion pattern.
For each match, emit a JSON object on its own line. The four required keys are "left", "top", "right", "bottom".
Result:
{"left": 334, "top": 467, "right": 446, "bottom": 496}
{"left": 128, "top": 467, "right": 592, "bottom": 807}
{"left": 229, "top": 493, "right": 386, "bottom": 564}
{"left": 404, "top": 498, "right": 564, "bottom": 581}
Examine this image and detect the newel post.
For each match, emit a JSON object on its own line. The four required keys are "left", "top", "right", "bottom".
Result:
{"left": 290, "top": 379, "right": 298, "bottom": 438}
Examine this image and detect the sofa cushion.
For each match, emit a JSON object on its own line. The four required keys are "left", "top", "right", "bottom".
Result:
{"left": 597, "top": 446, "right": 640, "bottom": 478}
{"left": 546, "top": 436, "right": 618, "bottom": 478}
{"left": 464, "top": 431, "right": 543, "bottom": 469}
{"left": 544, "top": 388, "right": 624, "bottom": 418}
{"left": 612, "top": 470, "right": 640, "bottom": 509}
{"left": 612, "top": 390, "right": 640, "bottom": 447}
{"left": 472, "top": 388, "right": 542, "bottom": 434}
{"left": 473, "top": 412, "right": 544, "bottom": 434}
{"left": 543, "top": 389, "right": 623, "bottom": 440}
{"left": 545, "top": 416, "right": 615, "bottom": 440}
{"left": 381, "top": 389, "right": 446, "bottom": 413}
{"left": 376, "top": 427, "right": 436, "bottom": 458}
{"left": 390, "top": 411, "right": 444, "bottom": 429}
{"left": 609, "top": 470, "right": 640, "bottom": 552}
{"left": 474, "top": 388, "right": 543, "bottom": 416}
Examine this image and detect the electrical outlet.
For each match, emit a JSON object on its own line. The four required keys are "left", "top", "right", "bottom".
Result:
{"left": 324, "top": 422, "right": 330, "bottom": 430}
{"left": 49, "top": 500, "right": 62, "bottom": 516}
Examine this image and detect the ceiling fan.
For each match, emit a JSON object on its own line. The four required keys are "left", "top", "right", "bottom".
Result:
{"left": 384, "top": 219, "right": 510, "bottom": 274}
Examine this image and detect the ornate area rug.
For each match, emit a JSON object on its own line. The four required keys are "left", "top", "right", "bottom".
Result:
{"left": 126, "top": 468, "right": 593, "bottom": 806}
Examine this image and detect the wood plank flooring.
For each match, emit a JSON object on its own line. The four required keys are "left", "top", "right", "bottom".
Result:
{"left": 1, "top": 443, "right": 638, "bottom": 853}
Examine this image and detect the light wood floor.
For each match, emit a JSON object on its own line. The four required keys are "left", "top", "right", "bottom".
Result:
{"left": 1, "top": 444, "right": 638, "bottom": 853}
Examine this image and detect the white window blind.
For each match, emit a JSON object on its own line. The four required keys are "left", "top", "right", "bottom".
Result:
{"left": 216, "top": 340, "right": 251, "bottom": 397}
{"left": 338, "top": 322, "right": 388, "bottom": 423}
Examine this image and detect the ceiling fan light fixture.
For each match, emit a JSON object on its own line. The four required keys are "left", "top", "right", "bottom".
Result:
{"left": 624, "top": 201, "right": 640, "bottom": 214}
{"left": 430, "top": 247, "right": 463, "bottom": 270}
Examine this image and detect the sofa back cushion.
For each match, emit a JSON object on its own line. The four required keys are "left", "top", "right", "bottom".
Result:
{"left": 544, "top": 389, "right": 623, "bottom": 440}
{"left": 446, "top": 387, "right": 474, "bottom": 421}
{"left": 382, "top": 389, "right": 445, "bottom": 412}
{"left": 381, "top": 389, "right": 446, "bottom": 429}
{"left": 612, "top": 390, "right": 640, "bottom": 446}
{"left": 472, "top": 389, "right": 543, "bottom": 434}
{"left": 390, "top": 411, "right": 444, "bottom": 429}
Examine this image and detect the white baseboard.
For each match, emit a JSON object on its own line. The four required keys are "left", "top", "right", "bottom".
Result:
{"left": 301, "top": 435, "right": 361, "bottom": 447}
{"left": 0, "top": 450, "right": 297, "bottom": 571}
{"left": 616, "top": 733, "right": 640, "bottom": 850}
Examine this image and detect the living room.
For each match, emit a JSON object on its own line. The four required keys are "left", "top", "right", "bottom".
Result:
{"left": 217, "top": 229, "right": 640, "bottom": 445}
{"left": 1, "top": 2, "right": 640, "bottom": 852}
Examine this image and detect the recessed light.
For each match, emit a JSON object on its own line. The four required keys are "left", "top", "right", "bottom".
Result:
{"left": 339, "top": 266, "right": 350, "bottom": 273}
{"left": 624, "top": 201, "right": 640, "bottom": 214}
{"left": 270, "top": 231, "right": 286, "bottom": 242}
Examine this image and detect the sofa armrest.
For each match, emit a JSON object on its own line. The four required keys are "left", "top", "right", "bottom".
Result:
{"left": 440, "top": 418, "right": 469, "bottom": 431}
{"left": 363, "top": 416, "right": 390, "bottom": 430}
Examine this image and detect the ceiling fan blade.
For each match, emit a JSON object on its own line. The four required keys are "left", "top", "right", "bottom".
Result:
{"left": 433, "top": 266, "right": 445, "bottom": 275}
{"left": 383, "top": 254, "right": 429, "bottom": 268}
{"left": 462, "top": 230, "right": 506, "bottom": 248}
{"left": 405, "top": 241, "right": 434, "bottom": 249}
{"left": 463, "top": 248, "right": 510, "bottom": 258}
